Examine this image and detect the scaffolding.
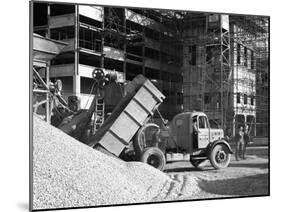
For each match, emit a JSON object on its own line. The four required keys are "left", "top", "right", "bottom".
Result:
{"left": 33, "top": 2, "right": 269, "bottom": 137}
{"left": 230, "top": 15, "right": 269, "bottom": 136}
{"left": 102, "top": 8, "right": 184, "bottom": 119}
{"left": 160, "top": 12, "right": 269, "bottom": 136}
{"left": 168, "top": 13, "right": 233, "bottom": 131}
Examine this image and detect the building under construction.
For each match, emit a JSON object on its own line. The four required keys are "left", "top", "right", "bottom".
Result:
{"left": 33, "top": 2, "right": 269, "bottom": 137}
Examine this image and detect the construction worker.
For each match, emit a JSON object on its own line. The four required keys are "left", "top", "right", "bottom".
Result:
{"left": 235, "top": 125, "right": 245, "bottom": 161}
{"left": 192, "top": 117, "right": 198, "bottom": 148}
{"left": 243, "top": 124, "right": 250, "bottom": 159}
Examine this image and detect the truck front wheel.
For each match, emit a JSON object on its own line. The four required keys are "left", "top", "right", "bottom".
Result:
{"left": 140, "top": 147, "right": 166, "bottom": 171}
{"left": 209, "top": 144, "right": 231, "bottom": 169}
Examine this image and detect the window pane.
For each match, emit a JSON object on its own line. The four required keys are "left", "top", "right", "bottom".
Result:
{"left": 204, "top": 117, "right": 209, "bottom": 128}
{"left": 199, "top": 116, "right": 207, "bottom": 128}
{"left": 237, "top": 44, "right": 241, "bottom": 64}
{"left": 236, "top": 92, "right": 240, "bottom": 103}
{"left": 244, "top": 94, "right": 248, "bottom": 104}
{"left": 251, "top": 96, "right": 254, "bottom": 105}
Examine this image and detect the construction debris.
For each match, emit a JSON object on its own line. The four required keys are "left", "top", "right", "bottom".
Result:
{"left": 32, "top": 115, "right": 200, "bottom": 210}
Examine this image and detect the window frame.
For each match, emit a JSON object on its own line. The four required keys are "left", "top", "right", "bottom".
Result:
{"left": 198, "top": 116, "right": 209, "bottom": 129}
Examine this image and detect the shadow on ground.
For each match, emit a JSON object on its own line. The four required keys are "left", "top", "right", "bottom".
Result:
{"left": 247, "top": 147, "right": 268, "bottom": 154}
{"left": 229, "top": 162, "right": 268, "bottom": 169}
{"left": 164, "top": 166, "right": 214, "bottom": 173}
{"left": 198, "top": 173, "right": 269, "bottom": 196}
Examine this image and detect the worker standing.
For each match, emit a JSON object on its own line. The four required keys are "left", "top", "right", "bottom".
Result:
{"left": 243, "top": 124, "right": 250, "bottom": 159}
{"left": 235, "top": 125, "right": 245, "bottom": 161}
{"left": 192, "top": 117, "right": 198, "bottom": 148}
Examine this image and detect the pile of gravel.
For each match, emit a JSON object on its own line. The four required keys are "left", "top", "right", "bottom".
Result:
{"left": 32, "top": 115, "right": 200, "bottom": 210}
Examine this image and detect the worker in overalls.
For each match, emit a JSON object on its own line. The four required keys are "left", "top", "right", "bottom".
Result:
{"left": 192, "top": 117, "right": 198, "bottom": 149}
{"left": 243, "top": 124, "right": 250, "bottom": 159}
{"left": 235, "top": 125, "right": 245, "bottom": 161}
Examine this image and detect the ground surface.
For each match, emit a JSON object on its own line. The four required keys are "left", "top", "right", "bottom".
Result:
{"left": 163, "top": 145, "right": 269, "bottom": 200}
{"left": 33, "top": 116, "right": 269, "bottom": 208}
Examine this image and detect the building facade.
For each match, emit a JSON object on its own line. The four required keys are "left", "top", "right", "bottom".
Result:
{"left": 33, "top": 3, "right": 183, "bottom": 119}
{"left": 181, "top": 14, "right": 258, "bottom": 135}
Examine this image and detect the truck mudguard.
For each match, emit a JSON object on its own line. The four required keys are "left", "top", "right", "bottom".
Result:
{"left": 207, "top": 139, "right": 233, "bottom": 155}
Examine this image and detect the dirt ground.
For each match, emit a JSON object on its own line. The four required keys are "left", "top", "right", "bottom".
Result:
{"left": 163, "top": 145, "right": 269, "bottom": 199}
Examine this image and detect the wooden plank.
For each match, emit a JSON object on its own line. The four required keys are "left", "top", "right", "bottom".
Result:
{"left": 49, "top": 64, "right": 75, "bottom": 77}
{"left": 49, "top": 14, "right": 75, "bottom": 28}
{"left": 79, "top": 5, "right": 103, "bottom": 22}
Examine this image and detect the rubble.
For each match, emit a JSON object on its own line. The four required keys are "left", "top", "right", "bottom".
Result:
{"left": 32, "top": 115, "right": 199, "bottom": 210}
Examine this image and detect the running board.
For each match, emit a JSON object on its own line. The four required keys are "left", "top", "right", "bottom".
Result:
{"left": 166, "top": 153, "right": 190, "bottom": 162}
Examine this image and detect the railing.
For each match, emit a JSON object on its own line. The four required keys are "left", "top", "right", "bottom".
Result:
{"left": 79, "top": 39, "right": 102, "bottom": 52}
{"left": 126, "top": 53, "right": 143, "bottom": 62}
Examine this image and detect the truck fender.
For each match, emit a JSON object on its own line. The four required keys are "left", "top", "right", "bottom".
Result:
{"left": 207, "top": 139, "right": 233, "bottom": 156}
{"left": 133, "top": 123, "right": 160, "bottom": 156}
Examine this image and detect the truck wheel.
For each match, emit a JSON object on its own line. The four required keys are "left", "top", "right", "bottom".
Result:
{"left": 140, "top": 147, "right": 166, "bottom": 171}
{"left": 190, "top": 158, "right": 207, "bottom": 168}
{"left": 209, "top": 144, "right": 231, "bottom": 169}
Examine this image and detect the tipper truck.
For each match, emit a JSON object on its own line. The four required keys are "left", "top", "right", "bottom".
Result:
{"left": 52, "top": 69, "right": 233, "bottom": 170}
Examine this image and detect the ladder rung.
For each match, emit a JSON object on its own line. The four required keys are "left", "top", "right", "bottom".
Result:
{"left": 97, "top": 112, "right": 103, "bottom": 116}
{"left": 97, "top": 99, "right": 104, "bottom": 104}
{"left": 93, "top": 98, "right": 105, "bottom": 133}
{"left": 96, "top": 105, "right": 104, "bottom": 110}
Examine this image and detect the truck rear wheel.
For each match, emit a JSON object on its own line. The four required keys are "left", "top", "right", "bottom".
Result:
{"left": 140, "top": 147, "right": 166, "bottom": 171}
{"left": 209, "top": 143, "right": 231, "bottom": 169}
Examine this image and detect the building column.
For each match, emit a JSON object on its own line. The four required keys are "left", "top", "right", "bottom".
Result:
{"left": 123, "top": 8, "right": 127, "bottom": 79}
{"left": 73, "top": 75, "right": 81, "bottom": 95}
{"left": 45, "top": 4, "right": 51, "bottom": 123}
{"left": 232, "top": 113, "right": 236, "bottom": 136}
{"left": 254, "top": 116, "right": 257, "bottom": 136}
{"left": 47, "top": 5, "right": 50, "bottom": 38}
{"left": 101, "top": 7, "right": 105, "bottom": 68}
{"left": 45, "top": 63, "right": 50, "bottom": 123}
{"left": 73, "top": 4, "right": 80, "bottom": 96}
{"left": 141, "top": 14, "right": 145, "bottom": 75}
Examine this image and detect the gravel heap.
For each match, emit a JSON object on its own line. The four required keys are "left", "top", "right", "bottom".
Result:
{"left": 33, "top": 115, "right": 200, "bottom": 210}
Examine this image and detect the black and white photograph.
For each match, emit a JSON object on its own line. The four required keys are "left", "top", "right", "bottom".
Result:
{"left": 30, "top": 0, "right": 269, "bottom": 210}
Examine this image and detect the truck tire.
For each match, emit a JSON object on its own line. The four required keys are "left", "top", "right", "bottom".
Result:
{"left": 140, "top": 147, "right": 166, "bottom": 171}
{"left": 134, "top": 123, "right": 160, "bottom": 156}
{"left": 209, "top": 143, "right": 231, "bottom": 169}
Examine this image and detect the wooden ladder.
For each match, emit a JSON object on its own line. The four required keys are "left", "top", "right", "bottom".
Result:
{"left": 93, "top": 98, "right": 105, "bottom": 134}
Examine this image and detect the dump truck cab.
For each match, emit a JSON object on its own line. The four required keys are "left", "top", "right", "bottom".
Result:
{"left": 169, "top": 112, "right": 224, "bottom": 151}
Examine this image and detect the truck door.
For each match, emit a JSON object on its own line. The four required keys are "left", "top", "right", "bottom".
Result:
{"left": 197, "top": 115, "right": 210, "bottom": 148}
